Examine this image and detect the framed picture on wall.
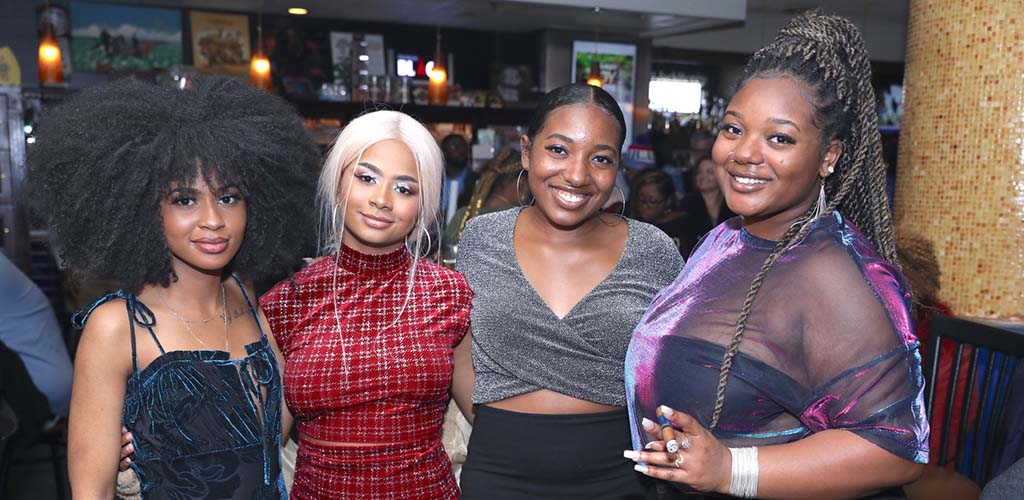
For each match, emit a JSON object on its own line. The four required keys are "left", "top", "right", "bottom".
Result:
{"left": 571, "top": 41, "right": 636, "bottom": 147}
{"left": 70, "top": 1, "right": 183, "bottom": 73}
{"left": 189, "top": 10, "right": 250, "bottom": 75}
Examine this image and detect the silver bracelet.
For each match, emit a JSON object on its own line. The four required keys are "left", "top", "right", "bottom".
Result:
{"left": 729, "top": 446, "right": 759, "bottom": 498}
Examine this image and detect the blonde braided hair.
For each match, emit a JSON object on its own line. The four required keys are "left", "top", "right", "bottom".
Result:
{"left": 452, "top": 148, "right": 523, "bottom": 241}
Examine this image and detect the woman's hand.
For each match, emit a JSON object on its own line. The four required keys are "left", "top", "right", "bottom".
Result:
{"left": 119, "top": 426, "right": 134, "bottom": 470}
{"left": 624, "top": 405, "right": 732, "bottom": 495}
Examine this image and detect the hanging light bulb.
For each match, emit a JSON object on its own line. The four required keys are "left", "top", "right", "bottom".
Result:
{"left": 249, "top": 5, "right": 271, "bottom": 90}
{"left": 586, "top": 60, "right": 602, "bottom": 88}
{"left": 38, "top": 23, "right": 64, "bottom": 84}
{"left": 427, "top": 27, "right": 448, "bottom": 105}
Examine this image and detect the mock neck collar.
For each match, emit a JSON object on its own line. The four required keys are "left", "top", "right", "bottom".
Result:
{"left": 335, "top": 243, "right": 411, "bottom": 275}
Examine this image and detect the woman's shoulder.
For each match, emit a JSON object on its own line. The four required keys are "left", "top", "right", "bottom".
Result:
{"left": 415, "top": 259, "right": 471, "bottom": 291}
{"left": 460, "top": 207, "right": 517, "bottom": 242}
{"left": 260, "top": 258, "right": 333, "bottom": 306}
{"left": 74, "top": 294, "right": 137, "bottom": 356}
{"left": 625, "top": 217, "right": 685, "bottom": 272}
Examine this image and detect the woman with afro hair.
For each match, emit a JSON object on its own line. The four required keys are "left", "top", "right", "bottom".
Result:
{"left": 623, "top": 11, "right": 929, "bottom": 498}
{"left": 27, "top": 76, "right": 319, "bottom": 499}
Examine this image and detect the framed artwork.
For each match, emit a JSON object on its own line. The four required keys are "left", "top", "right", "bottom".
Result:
{"left": 70, "top": 1, "right": 183, "bottom": 73}
{"left": 189, "top": 11, "right": 250, "bottom": 75}
{"left": 571, "top": 41, "right": 637, "bottom": 147}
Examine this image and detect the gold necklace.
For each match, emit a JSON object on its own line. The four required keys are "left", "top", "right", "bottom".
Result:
{"left": 157, "top": 282, "right": 229, "bottom": 351}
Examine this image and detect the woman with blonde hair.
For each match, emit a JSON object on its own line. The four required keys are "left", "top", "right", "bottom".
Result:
{"left": 260, "top": 110, "right": 474, "bottom": 499}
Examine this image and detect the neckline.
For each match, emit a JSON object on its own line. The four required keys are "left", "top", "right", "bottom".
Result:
{"left": 133, "top": 334, "right": 270, "bottom": 382}
{"left": 509, "top": 207, "right": 633, "bottom": 321}
{"left": 335, "top": 243, "right": 411, "bottom": 275}
{"left": 738, "top": 211, "right": 842, "bottom": 250}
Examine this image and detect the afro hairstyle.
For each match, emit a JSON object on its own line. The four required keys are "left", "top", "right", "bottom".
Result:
{"left": 25, "top": 76, "right": 320, "bottom": 293}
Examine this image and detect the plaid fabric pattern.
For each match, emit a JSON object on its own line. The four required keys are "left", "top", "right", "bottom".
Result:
{"left": 260, "top": 244, "right": 471, "bottom": 498}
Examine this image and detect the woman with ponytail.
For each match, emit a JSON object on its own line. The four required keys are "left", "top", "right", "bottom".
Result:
{"left": 623, "top": 11, "right": 928, "bottom": 498}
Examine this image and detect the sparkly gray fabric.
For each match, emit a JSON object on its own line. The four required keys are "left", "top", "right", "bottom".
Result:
{"left": 456, "top": 208, "right": 683, "bottom": 406}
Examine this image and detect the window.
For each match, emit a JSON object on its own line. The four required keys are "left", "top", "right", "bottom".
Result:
{"left": 648, "top": 79, "right": 702, "bottom": 114}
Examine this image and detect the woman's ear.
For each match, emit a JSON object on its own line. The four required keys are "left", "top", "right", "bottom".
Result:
{"left": 819, "top": 139, "right": 843, "bottom": 178}
{"left": 520, "top": 135, "right": 531, "bottom": 171}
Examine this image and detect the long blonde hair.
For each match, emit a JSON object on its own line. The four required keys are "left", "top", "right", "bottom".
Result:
{"left": 318, "top": 110, "right": 443, "bottom": 258}
{"left": 317, "top": 110, "right": 444, "bottom": 326}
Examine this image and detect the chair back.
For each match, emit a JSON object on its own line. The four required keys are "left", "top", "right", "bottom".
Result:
{"left": 923, "top": 314, "right": 1024, "bottom": 486}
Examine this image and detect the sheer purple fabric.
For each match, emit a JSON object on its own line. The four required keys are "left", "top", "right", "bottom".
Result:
{"left": 626, "top": 212, "right": 929, "bottom": 464}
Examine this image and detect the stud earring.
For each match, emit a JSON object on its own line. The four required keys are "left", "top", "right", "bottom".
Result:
{"left": 827, "top": 165, "right": 835, "bottom": 174}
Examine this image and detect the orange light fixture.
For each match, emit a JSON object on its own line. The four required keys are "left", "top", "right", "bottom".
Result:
{"left": 250, "top": 50, "right": 271, "bottom": 90}
{"left": 427, "top": 28, "right": 448, "bottom": 105}
{"left": 250, "top": 9, "right": 271, "bottom": 91}
{"left": 585, "top": 60, "right": 602, "bottom": 88}
{"left": 38, "top": 24, "right": 64, "bottom": 84}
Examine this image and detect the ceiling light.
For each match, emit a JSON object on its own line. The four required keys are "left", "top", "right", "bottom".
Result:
{"left": 288, "top": 8, "right": 308, "bottom": 15}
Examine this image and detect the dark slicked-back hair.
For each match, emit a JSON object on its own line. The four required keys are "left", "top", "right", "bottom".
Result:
{"left": 708, "top": 11, "right": 897, "bottom": 430}
{"left": 26, "top": 76, "right": 319, "bottom": 293}
{"left": 525, "top": 83, "right": 627, "bottom": 150}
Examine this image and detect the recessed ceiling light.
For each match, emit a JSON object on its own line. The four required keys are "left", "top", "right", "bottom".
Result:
{"left": 288, "top": 7, "right": 308, "bottom": 15}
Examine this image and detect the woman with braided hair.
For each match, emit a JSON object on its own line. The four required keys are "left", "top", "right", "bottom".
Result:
{"left": 443, "top": 148, "right": 530, "bottom": 247}
{"left": 623, "top": 11, "right": 928, "bottom": 498}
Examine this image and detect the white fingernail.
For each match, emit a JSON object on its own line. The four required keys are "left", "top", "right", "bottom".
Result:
{"left": 642, "top": 417, "right": 655, "bottom": 430}
{"left": 660, "top": 405, "right": 674, "bottom": 417}
{"left": 634, "top": 464, "right": 649, "bottom": 473}
{"left": 644, "top": 441, "right": 655, "bottom": 450}
{"left": 623, "top": 450, "right": 640, "bottom": 460}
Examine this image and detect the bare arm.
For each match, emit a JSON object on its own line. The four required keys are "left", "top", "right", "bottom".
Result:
{"left": 631, "top": 408, "right": 924, "bottom": 499}
{"left": 68, "top": 303, "right": 132, "bottom": 500}
{"left": 450, "top": 328, "right": 475, "bottom": 424}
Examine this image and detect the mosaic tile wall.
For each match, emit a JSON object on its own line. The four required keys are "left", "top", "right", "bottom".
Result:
{"left": 895, "top": 0, "right": 1024, "bottom": 320}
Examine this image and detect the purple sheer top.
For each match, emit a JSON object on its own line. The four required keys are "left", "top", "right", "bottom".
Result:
{"left": 625, "top": 212, "right": 929, "bottom": 464}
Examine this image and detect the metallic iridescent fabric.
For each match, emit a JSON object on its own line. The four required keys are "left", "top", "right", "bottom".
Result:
{"left": 72, "top": 275, "right": 285, "bottom": 499}
{"left": 626, "top": 212, "right": 930, "bottom": 464}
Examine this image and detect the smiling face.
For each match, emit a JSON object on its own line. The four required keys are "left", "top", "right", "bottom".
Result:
{"left": 711, "top": 76, "right": 841, "bottom": 240}
{"left": 338, "top": 139, "right": 421, "bottom": 254}
{"left": 161, "top": 173, "right": 247, "bottom": 278}
{"left": 521, "top": 103, "right": 621, "bottom": 229}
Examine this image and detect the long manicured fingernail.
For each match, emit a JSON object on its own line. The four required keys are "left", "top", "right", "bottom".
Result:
{"left": 660, "top": 405, "right": 675, "bottom": 417}
{"left": 623, "top": 450, "right": 641, "bottom": 460}
{"left": 641, "top": 417, "right": 655, "bottom": 430}
{"left": 644, "top": 441, "right": 655, "bottom": 449}
{"left": 634, "top": 464, "right": 649, "bottom": 473}
{"left": 127, "top": 444, "right": 134, "bottom": 453}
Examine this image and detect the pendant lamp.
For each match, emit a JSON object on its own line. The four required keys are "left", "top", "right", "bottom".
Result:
{"left": 250, "top": 6, "right": 271, "bottom": 90}
{"left": 38, "top": 21, "right": 64, "bottom": 84}
{"left": 427, "top": 28, "right": 448, "bottom": 105}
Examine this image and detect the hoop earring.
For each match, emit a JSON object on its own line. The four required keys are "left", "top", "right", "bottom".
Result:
{"left": 515, "top": 169, "right": 534, "bottom": 207}
{"left": 404, "top": 225, "right": 432, "bottom": 257}
{"left": 614, "top": 185, "right": 626, "bottom": 218}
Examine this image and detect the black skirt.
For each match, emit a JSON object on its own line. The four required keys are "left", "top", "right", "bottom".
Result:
{"left": 459, "top": 405, "right": 654, "bottom": 500}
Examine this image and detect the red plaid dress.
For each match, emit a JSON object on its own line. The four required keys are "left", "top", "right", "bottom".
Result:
{"left": 260, "top": 244, "right": 472, "bottom": 499}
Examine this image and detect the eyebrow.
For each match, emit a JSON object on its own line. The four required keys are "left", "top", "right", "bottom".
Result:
{"left": 769, "top": 118, "right": 801, "bottom": 132}
{"left": 725, "top": 110, "right": 801, "bottom": 132}
{"left": 544, "top": 133, "right": 616, "bottom": 153}
{"left": 357, "top": 161, "right": 419, "bottom": 184}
